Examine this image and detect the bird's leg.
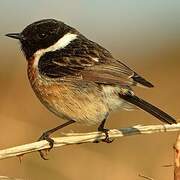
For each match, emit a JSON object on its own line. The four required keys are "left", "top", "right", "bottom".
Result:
{"left": 38, "top": 119, "right": 75, "bottom": 160}
{"left": 98, "top": 114, "right": 113, "bottom": 143}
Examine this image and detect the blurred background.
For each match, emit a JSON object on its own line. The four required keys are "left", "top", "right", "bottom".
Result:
{"left": 0, "top": 0, "right": 180, "bottom": 179}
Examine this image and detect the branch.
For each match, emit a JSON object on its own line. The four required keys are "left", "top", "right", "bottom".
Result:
{"left": 174, "top": 133, "right": 180, "bottom": 180}
{"left": 0, "top": 176, "right": 23, "bottom": 180}
{"left": 139, "top": 174, "right": 154, "bottom": 180}
{"left": 0, "top": 123, "right": 180, "bottom": 160}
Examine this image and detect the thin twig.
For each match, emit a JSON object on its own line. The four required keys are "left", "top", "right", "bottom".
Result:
{"left": 0, "top": 123, "right": 179, "bottom": 160}
{"left": 174, "top": 133, "right": 180, "bottom": 180}
{"left": 0, "top": 176, "right": 23, "bottom": 180}
{"left": 139, "top": 174, "right": 154, "bottom": 180}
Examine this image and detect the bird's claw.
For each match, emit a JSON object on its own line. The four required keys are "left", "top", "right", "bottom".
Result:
{"left": 37, "top": 132, "right": 54, "bottom": 160}
{"left": 98, "top": 128, "right": 114, "bottom": 143}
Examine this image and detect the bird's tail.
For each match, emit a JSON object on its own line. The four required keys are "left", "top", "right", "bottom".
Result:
{"left": 119, "top": 93, "right": 176, "bottom": 124}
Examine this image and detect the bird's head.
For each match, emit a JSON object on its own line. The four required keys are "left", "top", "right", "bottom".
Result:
{"left": 6, "top": 19, "right": 78, "bottom": 59}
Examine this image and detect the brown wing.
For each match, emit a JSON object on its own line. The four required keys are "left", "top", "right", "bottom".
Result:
{"left": 83, "top": 58, "right": 153, "bottom": 87}
{"left": 82, "top": 59, "right": 135, "bottom": 86}
{"left": 38, "top": 35, "right": 153, "bottom": 87}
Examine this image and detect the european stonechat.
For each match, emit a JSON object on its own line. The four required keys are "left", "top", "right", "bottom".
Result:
{"left": 6, "top": 19, "right": 176, "bottom": 159}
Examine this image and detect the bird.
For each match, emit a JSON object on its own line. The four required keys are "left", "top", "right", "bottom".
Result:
{"left": 6, "top": 19, "right": 176, "bottom": 159}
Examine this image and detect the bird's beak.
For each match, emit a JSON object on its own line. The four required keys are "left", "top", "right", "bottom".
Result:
{"left": 5, "top": 33, "right": 22, "bottom": 40}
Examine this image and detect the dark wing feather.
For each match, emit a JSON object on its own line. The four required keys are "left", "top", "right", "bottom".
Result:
{"left": 38, "top": 35, "right": 153, "bottom": 87}
{"left": 132, "top": 72, "right": 154, "bottom": 88}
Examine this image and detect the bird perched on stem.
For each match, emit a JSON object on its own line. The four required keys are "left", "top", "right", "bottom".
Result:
{"left": 6, "top": 19, "right": 176, "bottom": 159}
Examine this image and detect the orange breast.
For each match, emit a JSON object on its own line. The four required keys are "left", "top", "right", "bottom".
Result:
{"left": 27, "top": 59, "right": 108, "bottom": 125}
{"left": 27, "top": 57, "right": 38, "bottom": 85}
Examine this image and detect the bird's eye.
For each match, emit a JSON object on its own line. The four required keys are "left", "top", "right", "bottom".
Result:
{"left": 38, "top": 33, "right": 47, "bottom": 39}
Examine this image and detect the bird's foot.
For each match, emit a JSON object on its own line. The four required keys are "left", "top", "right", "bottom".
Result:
{"left": 37, "top": 132, "right": 54, "bottom": 160}
{"left": 98, "top": 128, "right": 113, "bottom": 143}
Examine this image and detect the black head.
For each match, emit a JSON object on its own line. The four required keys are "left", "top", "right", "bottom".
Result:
{"left": 6, "top": 19, "right": 76, "bottom": 59}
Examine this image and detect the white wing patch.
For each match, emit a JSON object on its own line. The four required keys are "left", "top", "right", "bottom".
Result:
{"left": 33, "top": 33, "right": 78, "bottom": 68}
{"left": 91, "top": 57, "right": 99, "bottom": 62}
